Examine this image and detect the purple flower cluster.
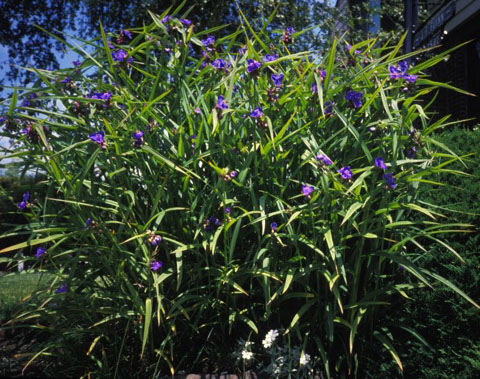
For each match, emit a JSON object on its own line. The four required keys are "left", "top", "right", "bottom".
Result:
{"left": 212, "top": 59, "right": 228, "bottom": 70}
{"left": 87, "top": 92, "right": 112, "bottom": 101}
{"left": 20, "top": 93, "right": 39, "bottom": 108}
{"left": 56, "top": 283, "right": 68, "bottom": 293}
{"left": 374, "top": 157, "right": 387, "bottom": 170}
{"left": 36, "top": 247, "right": 47, "bottom": 259}
{"left": 84, "top": 218, "right": 93, "bottom": 229}
{"left": 390, "top": 61, "right": 417, "bottom": 83}
{"left": 383, "top": 173, "right": 397, "bottom": 189}
{"left": 345, "top": 89, "right": 364, "bottom": 108}
{"left": 133, "top": 131, "right": 145, "bottom": 147}
{"left": 247, "top": 59, "right": 262, "bottom": 74}
{"left": 122, "top": 30, "right": 132, "bottom": 40}
{"left": 270, "top": 222, "right": 278, "bottom": 233}
{"left": 21, "top": 124, "right": 42, "bottom": 144}
{"left": 216, "top": 95, "right": 228, "bottom": 110}
{"left": 271, "top": 73, "right": 284, "bottom": 87}
{"left": 263, "top": 54, "right": 278, "bottom": 63}
{"left": 324, "top": 100, "right": 334, "bottom": 116}
{"left": 112, "top": 49, "right": 133, "bottom": 63}
{"left": 202, "top": 35, "right": 215, "bottom": 47}
{"left": 281, "top": 27, "right": 294, "bottom": 44}
{"left": 18, "top": 192, "right": 30, "bottom": 210}
{"left": 151, "top": 235, "right": 162, "bottom": 246}
{"left": 302, "top": 185, "right": 315, "bottom": 199}
{"left": 316, "top": 154, "right": 333, "bottom": 166}
{"left": 89, "top": 131, "right": 106, "bottom": 149}
{"left": 250, "top": 107, "right": 263, "bottom": 118}
{"left": 151, "top": 260, "right": 163, "bottom": 271}
{"left": 338, "top": 166, "right": 353, "bottom": 180}
{"left": 204, "top": 216, "right": 221, "bottom": 232}
{"left": 238, "top": 45, "right": 247, "bottom": 55}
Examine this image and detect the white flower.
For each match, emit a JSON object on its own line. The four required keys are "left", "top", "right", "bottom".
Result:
{"left": 241, "top": 350, "right": 254, "bottom": 361}
{"left": 262, "top": 329, "right": 279, "bottom": 349}
{"left": 299, "top": 352, "right": 311, "bottom": 366}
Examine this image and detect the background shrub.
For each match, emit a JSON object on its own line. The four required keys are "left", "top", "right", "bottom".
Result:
{"left": 362, "top": 127, "right": 480, "bottom": 377}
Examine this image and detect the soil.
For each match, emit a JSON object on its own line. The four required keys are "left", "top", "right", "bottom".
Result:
{"left": 0, "top": 327, "right": 48, "bottom": 378}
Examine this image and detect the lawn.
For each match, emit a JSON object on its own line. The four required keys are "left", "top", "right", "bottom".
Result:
{"left": 0, "top": 271, "right": 54, "bottom": 321}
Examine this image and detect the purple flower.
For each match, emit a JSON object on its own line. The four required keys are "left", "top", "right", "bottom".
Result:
{"left": 316, "top": 154, "right": 333, "bottom": 165}
{"left": 324, "top": 100, "right": 334, "bottom": 116}
{"left": 312, "top": 82, "right": 318, "bottom": 94}
{"left": 247, "top": 59, "right": 262, "bottom": 74}
{"left": 250, "top": 107, "right": 263, "bottom": 118}
{"left": 161, "top": 15, "right": 171, "bottom": 24}
{"left": 204, "top": 216, "right": 221, "bottom": 232}
{"left": 389, "top": 65, "right": 404, "bottom": 79}
{"left": 399, "top": 60, "right": 408, "bottom": 72}
{"left": 84, "top": 218, "right": 92, "bottom": 229}
{"left": 383, "top": 173, "right": 397, "bottom": 189}
{"left": 230, "top": 170, "right": 238, "bottom": 178}
{"left": 212, "top": 59, "right": 228, "bottom": 70}
{"left": 238, "top": 45, "right": 247, "bottom": 55}
{"left": 302, "top": 185, "right": 315, "bottom": 199}
{"left": 263, "top": 54, "right": 278, "bottom": 63}
{"left": 390, "top": 61, "right": 417, "bottom": 83}
{"left": 287, "top": 27, "right": 295, "bottom": 34}
{"left": 151, "top": 235, "right": 162, "bottom": 246}
{"left": 338, "top": 166, "right": 353, "bottom": 180}
{"left": 202, "top": 35, "right": 215, "bottom": 47}
{"left": 112, "top": 49, "right": 133, "bottom": 63}
{"left": 87, "top": 92, "right": 112, "bottom": 101}
{"left": 406, "top": 146, "right": 417, "bottom": 158}
{"left": 271, "top": 73, "right": 284, "bottom": 87}
{"left": 216, "top": 95, "right": 228, "bottom": 110}
{"left": 191, "top": 134, "right": 197, "bottom": 149}
{"left": 374, "top": 157, "right": 387, "bottom": 170}
{"left": 345, "top": 90, "right": 363, "bottom": 108}
{"left": 18, "top": 192, "right": 30, "bottom": 210}
{"left": 72, "top": 60, "right": 82, "bottom": 67}
{"left": 61, "top": 76, "right": 71, "bottom": 84}
{"left": 270, "top": 222, "right": 278, "bottom": 232}
{"left": 121, "top": 30, "right": 133, "bottom": 40}
{"left": 36, "top": 247, "right": 47, "bottom": 259}
{"left": 0, "top": 115, "right": 6, "bottom": 124}
{"left": 195, "top": 107, "right": 201, "bottom": 114}
{"left": 151, "top": 260, "right": 163, "bottom": 271}
{"left": 320, "top": 70, "right": 327, "bottom": 79}
{"left": 225, "top": 207, "right": 231, "bottom": 214}
{"left": 89, "top": 131, "right": 106, "bottom": 149}
{"left": 403, "top": 74, "right": 418, "bottom": 83}
{"left": 133, "top": 131, "right": 145, "bottom": 147}
{"left": 55, "top": 283, "right": 68, "bottom": 293}
{"left": 180, "top": 19, "right": 192, "bottom": 26}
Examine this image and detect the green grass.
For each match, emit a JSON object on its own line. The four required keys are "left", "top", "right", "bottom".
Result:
{"left": 0, "top": 271, "right": 54, "bottom": 321}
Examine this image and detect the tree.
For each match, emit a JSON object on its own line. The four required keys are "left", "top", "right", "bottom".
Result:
{"left": 0, "top": 0, "right": 330, "bottom": 91}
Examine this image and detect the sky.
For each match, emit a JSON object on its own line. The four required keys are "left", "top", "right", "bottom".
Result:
{"left": 0, "top": 29, "right": 88, "bottom": 176}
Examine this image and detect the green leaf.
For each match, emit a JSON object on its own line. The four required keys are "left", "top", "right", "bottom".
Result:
{"left": 141, "top": 298, "right": 153, "bottom": 358}
{"left": 373, "top": 330, "right": 403, "bottom": 371}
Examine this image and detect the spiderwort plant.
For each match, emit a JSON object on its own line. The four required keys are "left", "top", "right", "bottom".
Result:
{"left": 0, "top": 7, "right": 477, "bottom": 379}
